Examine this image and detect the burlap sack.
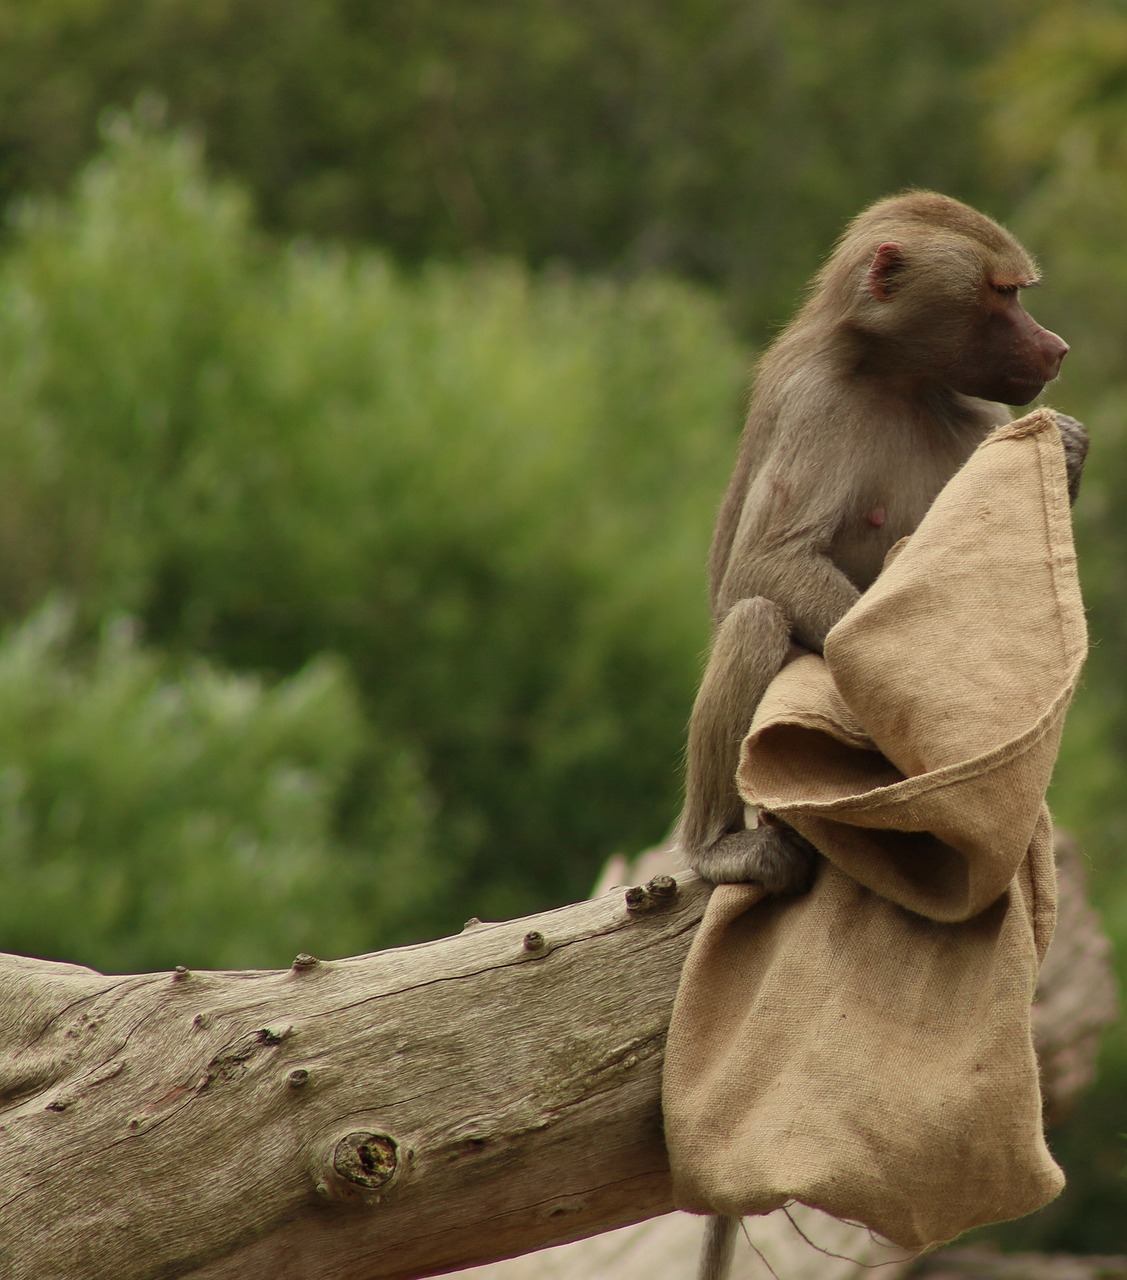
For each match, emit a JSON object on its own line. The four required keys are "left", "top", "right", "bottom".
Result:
{"left": 663, "top": 408, "right": 1087, "bottom": 1251}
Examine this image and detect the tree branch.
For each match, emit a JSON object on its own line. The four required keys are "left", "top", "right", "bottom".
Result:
{"left": 0, "top": 873, "right": 705, "bottom": 1280}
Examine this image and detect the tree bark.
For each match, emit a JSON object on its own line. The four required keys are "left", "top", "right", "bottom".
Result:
{"left": 0, "top": 873, "right": 702, "bottom": 1280}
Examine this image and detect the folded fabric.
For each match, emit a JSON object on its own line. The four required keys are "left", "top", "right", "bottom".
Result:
{"left": 663, "top": 408, "right": 1086, "bottom": 1251}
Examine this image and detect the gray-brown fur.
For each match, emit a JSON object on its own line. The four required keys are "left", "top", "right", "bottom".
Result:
{"left": 679, "top": 192, "right": 1082, "bottom": 906}
{"left": 698, "top": 1216, "right": 737, "bottom": 1280}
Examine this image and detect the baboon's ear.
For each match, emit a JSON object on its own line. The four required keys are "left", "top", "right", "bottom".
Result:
{"left": 866, "top": 242, "right": 905, "bottom": 301}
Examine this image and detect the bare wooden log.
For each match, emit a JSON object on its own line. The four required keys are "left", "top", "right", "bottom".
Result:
{"left": 0, "top": 874, "right": 706, "bottom": 1280}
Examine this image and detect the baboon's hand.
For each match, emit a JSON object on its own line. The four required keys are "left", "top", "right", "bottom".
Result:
{"left": 1055, "top": 413, "right": 1089, "bottom": 505}
{"left": 690, "top": 821, "right": 818, "bottom": 895}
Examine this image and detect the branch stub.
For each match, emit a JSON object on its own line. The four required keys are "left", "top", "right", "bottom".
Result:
{"left": 316, "top": 1131, "right": 402, "bottom": 1203}
{"left": 625, "top": 874, "right": 680, "bottom": 914}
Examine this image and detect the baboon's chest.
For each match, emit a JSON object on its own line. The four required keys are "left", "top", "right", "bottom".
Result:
{"left": 831, "top": 427, "right": 977, "bottom": 589}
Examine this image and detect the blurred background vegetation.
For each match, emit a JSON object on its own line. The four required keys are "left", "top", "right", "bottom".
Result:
{"left": 0, "top": 0, "right": 1122, "bottom": 1251}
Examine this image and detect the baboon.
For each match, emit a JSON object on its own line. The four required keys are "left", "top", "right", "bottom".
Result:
{"left": 679, "top": 190, "right": 1085, "bottom": 899}
{"left": 683, "top": 191, "right": 1086, "bottom": 1280}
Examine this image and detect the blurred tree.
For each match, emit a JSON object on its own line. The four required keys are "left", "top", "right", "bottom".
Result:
{"left": 0, "top": 0, "right": 1022, "bottom": 331}
{"left": 0, "top": 116, "right": 746, "bottom": 945}
{"left": 0, "top": 601, "right": 437, "bottom": 972}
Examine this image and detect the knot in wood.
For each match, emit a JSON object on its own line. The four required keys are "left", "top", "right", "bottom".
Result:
{"left": 522, "top": 930, "right": 546, "bottom": 953}
{"left": 625, "top": 874, "right": 679, "bottom": 914}
{"left": 332, "top": 1132, "right": 398, "bottom": 1191}
{"left": 291, "top": 952, "right": 320, "bottom": 971}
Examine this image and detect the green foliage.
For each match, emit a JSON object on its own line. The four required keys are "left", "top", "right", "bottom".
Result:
{"left": 0, "top": 0, "right": 1025, "bottom": 332}
{"left": 0, "top": 115, "right": 746, "bottom": 961}
{"left": 0, "top": 601, "right": 434, "bottom": 972}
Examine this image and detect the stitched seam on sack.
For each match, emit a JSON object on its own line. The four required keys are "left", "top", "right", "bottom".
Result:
{"left": 987, "top": 405, "right": 1055, "bottom": 445}
{"left": 1030, "top": 805, "right": 1055, "bottom": 962}
{"left": 1036, "top": 423, "right": 1087, "bottom": 666}
{"left": 997, "top": 409, "right": 1085, "bottom": 666}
